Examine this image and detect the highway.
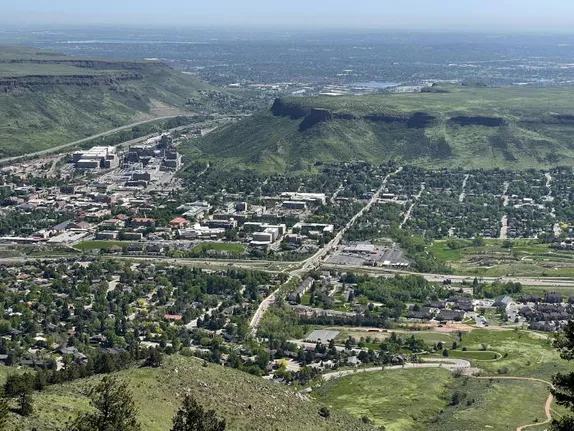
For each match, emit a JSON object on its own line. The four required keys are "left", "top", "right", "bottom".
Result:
{"left": 3, "top": 254, "right": 574, "bottom": 289}
{"left": 0, "top": 115, "right": 192, "bottom": 165}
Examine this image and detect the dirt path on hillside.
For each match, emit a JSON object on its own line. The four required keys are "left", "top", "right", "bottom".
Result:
{"left": 473, "top": 376, "right": 554, "bottom": 431}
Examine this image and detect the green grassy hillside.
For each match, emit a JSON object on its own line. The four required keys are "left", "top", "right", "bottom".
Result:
{"left": 0, "top": 46, "right": 246, "bottom": 157}
{"left": 192, "top": 85, "right": 574, "bottom": 172}
{"left": 15, "top": 356, "right": 371, "bottom": 431}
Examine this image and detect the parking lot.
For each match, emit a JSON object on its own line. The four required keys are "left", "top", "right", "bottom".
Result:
{"left": 326, "top": 242, "right": 409, "bottom": 267}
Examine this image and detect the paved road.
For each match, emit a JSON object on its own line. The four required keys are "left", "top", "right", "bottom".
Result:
{"left": 320, "top": 358, "right": 475, "bottom": 381}
{"left": 249, "top": 285, "right": 282, "bottom": 336}
{"left": 0, "top": 115, "right": 191, "bottom": 165}
{"left": 294, "top": 167, "right": 402, "bottom": 278}
{"left": 249, "top": 168, "right": 403, "bottom": 334}
{"left": 4, "top": 254, "right": 574, "bottom": 288}
{"left": 186, "top": 302, "right": 222, "bottom": 330}
{"left": 320, "top": 263, "right": 574, "bottom": 287}
{"left": 400, "top": 182, "right": 425, "bottom": 229}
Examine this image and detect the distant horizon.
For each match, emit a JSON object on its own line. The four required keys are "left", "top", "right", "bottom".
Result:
{"left": 3, "top": 22, "right": 574, "bottom": 37}
{"left": 2, "top": 0, "right": 574, "bottom": 34}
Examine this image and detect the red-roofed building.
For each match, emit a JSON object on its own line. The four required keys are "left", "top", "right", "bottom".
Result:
{"left": 131, "top": 218, "right": 156, "bottom": 228}
{"left": 164, "top": 314, "right": 183, "bottom": 321}
{"left": 170, "top": 217, "right": 190, "bottom": 229}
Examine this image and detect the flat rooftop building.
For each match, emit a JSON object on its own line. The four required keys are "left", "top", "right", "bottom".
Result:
{"left": 279, "top": 192, "right": 326, "bottom": 205}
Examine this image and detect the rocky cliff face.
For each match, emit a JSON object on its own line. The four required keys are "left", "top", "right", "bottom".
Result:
{"left": 0, "top": 73, "right": 144, "bottom": 93}
{"left": 450, "top": 116, "right": 506, "bottom": 127}
{"left": 271, "top": 98, "right": 309, "bottom": 119}
{"left": 298, "top": 108, "right": 333, "bottom": 131}
{"left": 0, "top": 60, "right": 171, "bottom": 93}
{"left": 0, "top": 59, "right": 159, "bottom": 71}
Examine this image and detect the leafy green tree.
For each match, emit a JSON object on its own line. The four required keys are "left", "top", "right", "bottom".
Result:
{"left": 171, "top": 394, "right": 226, "bottom": 431}
{"left": 70, "top": 375, "right": 140, "bottom": 431}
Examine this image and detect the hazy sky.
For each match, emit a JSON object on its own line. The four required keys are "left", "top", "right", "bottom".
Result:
{"left": 3, "top": 0, "right": 574, "bottom": 31}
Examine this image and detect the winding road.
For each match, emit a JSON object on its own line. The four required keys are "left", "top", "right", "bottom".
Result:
{"left": 321, "top": 358, "right": 478, "bottom": 381}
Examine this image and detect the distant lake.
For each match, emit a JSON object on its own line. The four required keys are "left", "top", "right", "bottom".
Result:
{"left": 352, "top": 82, "right": 400, "bottom": 88}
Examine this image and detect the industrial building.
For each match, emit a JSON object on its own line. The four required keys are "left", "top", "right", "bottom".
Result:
{"left": 247, "top": 222, "right": 286, "bottom": 246}
{"left": 282, "top": 201, "right": 307, "bottom": 210}
{"left": 178, "top": 224, "right": 225, "bottom": 240}
{"left": 73, "top": 147, "right": 119, "bottom": 170}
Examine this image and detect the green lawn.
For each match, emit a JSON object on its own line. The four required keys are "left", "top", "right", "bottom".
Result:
{"left": 74, "top": 240, "right": 135, "bottom": 251}
{"left": 456, "top": 329, "right": 566, "bottom": 380}
{"left": 314, "top": 368, "right": 453, "bottom": 431}
{"left": 522, "top": 285, "right": 574, "bottom": 297}
{"left": 191, "top": 242, "right": 246, "bottom": 254}
{"left": 428, "top": 239, "right": 574, "bottom": 277}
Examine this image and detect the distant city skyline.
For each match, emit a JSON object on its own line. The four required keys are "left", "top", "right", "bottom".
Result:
{"left": 2, "top": 0, "right": 574, "bottom": 32}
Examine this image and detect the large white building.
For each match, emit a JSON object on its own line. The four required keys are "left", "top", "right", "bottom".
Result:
{"left": 73, "top": 146, "right": 119, "bottom": 170}
{"left": 279, "top": 192, "right": 326, "bottom": 205}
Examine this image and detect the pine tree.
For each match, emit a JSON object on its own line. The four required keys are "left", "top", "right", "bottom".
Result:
{"left": 19, "top": 392, "right": 33, "bottom": 417}
{"left": 70, "top": 375, "right": 140, "bottom": 431}
{"left": 551, "top": 321, "right": 574, "bottom": 430}
{"left": 171, "top": 394, "right": 226, "bottom": 431}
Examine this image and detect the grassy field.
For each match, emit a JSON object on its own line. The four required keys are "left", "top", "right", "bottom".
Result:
{"left": 0, "top": 46, "right": 248, "bottom": 158}
{"left": 315, "top": 369, "right": 556, "bottom": 431}
{"left": 446, "top": 350, "right": 502, "bottom": 361}
{"left": 314, "top": 368, "right": 453, "bottom": 431}
{"left": 428, "top": 239, "right": 574, "bottom": 277}
{"left": 194, "top": 85, "right": 574, "bottom": 172}
{"left": 191, "top": 242, "right": 246, "bottom": 255}
{"left": 454, "top": 329, "right": 567, "bottom": 380}
{"left": 74, "top": 240, "right": 135, "bottom": 251}
{"left": 16, "top": 355, "right": 371, "bottom": 431}
{"left": 428, "top": 377, "right": 554, "bottom": 431}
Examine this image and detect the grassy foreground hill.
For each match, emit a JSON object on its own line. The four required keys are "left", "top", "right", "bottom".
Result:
{"left": 192, "top": 85, "right": 574, "bottom": 172}
{"left": 0, "top": 46, "right": 249, "bottom": 157}
{"left": 15, "top": 355, "right": 372, "bottom": 431}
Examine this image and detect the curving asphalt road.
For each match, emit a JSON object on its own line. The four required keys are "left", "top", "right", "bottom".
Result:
{"left": 319, "top": 357, "right": 477, "bottom": 382}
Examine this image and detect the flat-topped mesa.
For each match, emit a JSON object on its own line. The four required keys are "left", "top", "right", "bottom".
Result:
{"left": 270, "top": 97, "right": 310, "bottom": 119}
{"left": 299, "top": 108, "right": 333, "bottom": 131}
{"left": 0, "top": 73, "right": 144, "bottom": 92}
{"left": 449, "top": 116, "right": 506, "bottom": 127}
